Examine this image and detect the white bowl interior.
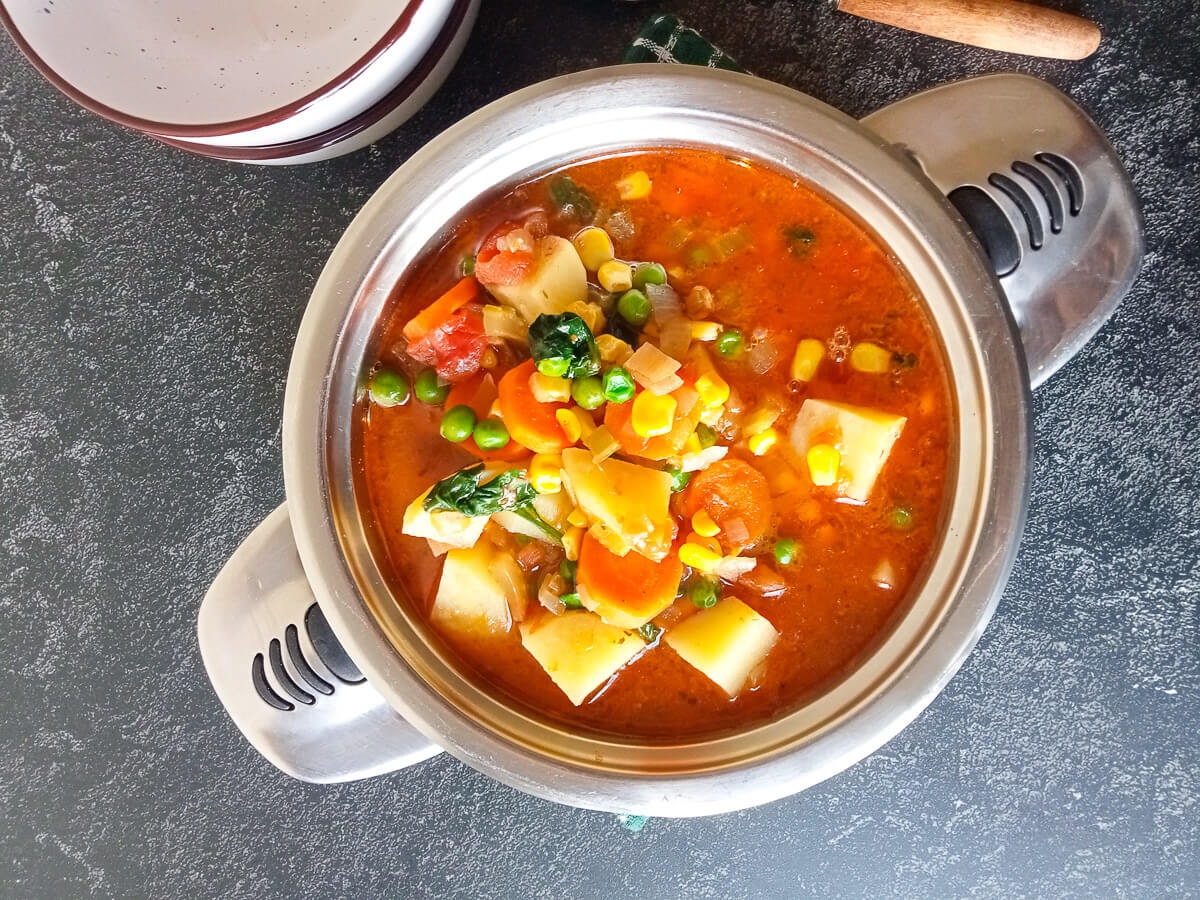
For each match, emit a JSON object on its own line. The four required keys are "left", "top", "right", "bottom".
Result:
{"left": 5, "top": 0, "right": 416, "bottom": 126}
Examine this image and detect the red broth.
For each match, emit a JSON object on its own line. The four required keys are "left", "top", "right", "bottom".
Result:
{"left": 362, "top": 149, "right": 953, "bottom": 739}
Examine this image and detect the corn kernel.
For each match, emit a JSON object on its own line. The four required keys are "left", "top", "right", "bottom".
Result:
{"left": 743, "top": 405, "right": 781, "bottom": 437}
{"left": 685, "top": 532, "right": 722, "bottom": 555}
{"left": 530, "top": 371, "right": 571, "bottom": 403}
{"left": 631, "top": 390, "right": 677, "bottom": 438}
{"left": 529, "top": 453, "right": 563, "bottom": 493}
{"left": 683, "top": 432, "right": 703, "bottom": 455}
{"left": 699, "top": 404, "right": 723, "bottom": 427}
{"left": 695, "top": 372, "right": 730, "bottom": 408}
{"left": 481, "top": 347, "right": 498, "bottom": 369}
{"left": 850, "top": 341, "right": 892, "bottom": 374}
{"left": 692, "top": 510, "right": 721, "bottom": 537}
{"left": 567, "top": 507, "right": 588, "bottom": 528}
{"left": 747, "top": 428, "right": 778, "bottom": 456}
{"left": 679, "top": 542, "right": 721, "bottom": 574}
{"left": 616, "top": 170, "right": 652, "bottom": 200}
{"left": 566, "top": 299, "right": 605, "bottom": 335}
{"left": 555, "top": 407, "right": 595, "bottom": 444}
{"left": 563, "top": 526, "right": 585, "bottom": 561}
{"left": 807, "top": 442, "right": 841, "bottom": 486}
{"left": 572, "top": 226, "right": 615, "bottom": 271}
{"left": 597, "top": 259, "right": 633, "bottom": 293}
{"left": 597, "top": 333, "right": 634, "bottom": 365}
{"left": 790, "top": 338, "right": 825, "bottom": 382}
{"left": 689, "top": 321, "right": 722, "bottom": 341}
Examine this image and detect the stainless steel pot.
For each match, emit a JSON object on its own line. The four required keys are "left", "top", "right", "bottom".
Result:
{"left": 197, "top": 66, "right": 1142, "bottom": 816}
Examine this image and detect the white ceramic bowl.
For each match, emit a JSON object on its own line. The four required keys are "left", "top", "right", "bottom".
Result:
{"left": 1, "top": 0, "right": 474, "bottom": 163}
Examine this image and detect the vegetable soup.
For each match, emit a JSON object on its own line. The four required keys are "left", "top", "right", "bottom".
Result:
{"left": 361, "top": 148, "right": 953, "bottom": 739}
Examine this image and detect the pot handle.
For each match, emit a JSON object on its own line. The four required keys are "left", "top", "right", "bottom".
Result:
{"left": 861, "top": 73, "right": 1143, "bottom": 388}
{"left": 197, "top": 503, "right": 441, "bottom": 782}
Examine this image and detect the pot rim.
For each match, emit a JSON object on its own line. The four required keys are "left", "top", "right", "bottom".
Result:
{"left": 282, "top": 65, "right": 1031, "bottom": 816}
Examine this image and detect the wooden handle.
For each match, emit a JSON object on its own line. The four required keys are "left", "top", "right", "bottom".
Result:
{"left": 836, "top": 0, "right": 1101, "bottom": 59}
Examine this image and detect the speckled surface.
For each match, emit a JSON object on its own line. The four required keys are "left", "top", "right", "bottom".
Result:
{"left": 1, "top": 1, "right": 1196, "bottom": 896}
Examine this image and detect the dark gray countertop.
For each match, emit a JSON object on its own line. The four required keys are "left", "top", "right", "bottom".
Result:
{"left": 1, "top": 1, "right": 1196, "bottom": 896}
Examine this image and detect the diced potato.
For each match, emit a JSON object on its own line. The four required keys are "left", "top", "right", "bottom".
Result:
{"left": 561, "top": 448, "right": 673, "bottom": 561}
{"left": 484, "top": 235, "right": 587, "bottom": 323}
{"left": 402, "top": 488, "right": 487, "bottom": 549}
{"left": 431, "top": 543, "right": 521, "bottom": 637}
{"left": 787, "top": 398, "right": 906, "bottom": 502}
{"left": 492, "top": 490, "right": 573, "bottom": 544}
{"left": 664, "top": 597, "right": 778, "bottom": 696}
{"left": 519, "top": 610, "right": 643, "bottom": 705}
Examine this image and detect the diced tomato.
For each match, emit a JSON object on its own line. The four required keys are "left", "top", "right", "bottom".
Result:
{"left": 475, "top": 220, "right": 535, "bottom": 286}
{"left": 407, "top": 306, "right": 487, "bottom": 382}
{"left": 402, "top": 277, "right": 478, "bottom": 344}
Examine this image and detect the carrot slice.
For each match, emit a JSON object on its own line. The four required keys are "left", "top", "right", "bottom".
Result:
{"left": 444, "top": 374, "right": 528, "bottom": 462}
{"left": 497, "top": 359, "right": 570, "bottom": 454}
{"left": 402, "top": 277, "right": 479, "bottom": 343}
{"left": 683, "top": 459, "right": 774, "bottom": 548}
{"left": 604, "top": 372, "right": 701, "bottom": 461}
{"left": 577, "top": 532, "right": 683, "bottom": 628}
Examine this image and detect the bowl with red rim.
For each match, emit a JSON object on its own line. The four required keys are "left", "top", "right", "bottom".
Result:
{"left": 0, "top": 0, "right": 478, "bottom": 164}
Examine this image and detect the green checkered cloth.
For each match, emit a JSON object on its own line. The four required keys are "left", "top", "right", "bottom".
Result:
{"left": 623, "top": 14, "right": 746, "bottom": 73}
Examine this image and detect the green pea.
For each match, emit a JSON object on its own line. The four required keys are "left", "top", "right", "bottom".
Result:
{"left": 891, "top": 505, "right": 914, "bottom": 531}
{"left": 695, "top": 423, "right": 718, "bottom": 449}
{"left": 559, "top": 559, "right": 578, "bottom": 583}
{"left": 368, "top": 367, "right": 409, "bottom": 407}
{"left": 473, "top": 418, "right": 510, "bottom": 449}
{"left": 537, "top": 357, "right": 570, "bottom": 378}
{"left": 716, "top": 328, "right": 744, "bottom": 358}
{"left": 632, "top": 262, "right": 668, "bottom": 288}
{"left": 440, "top": 405, "right": 477, "bottom": 443}
{"left": 617, "top": 289, "right": 652, "bottom": 327}
{"left": 560, "top": 592, "right": 583, "bottom": 610}
{"left": 774, "top": 537, "right": 799, "bottom": 567}
{"left": 571, "top": 375, "right": 605, "bottom": 410}
{"left": 689, "top": 577, "right": 718, "bottom": 609}
{"left": 666, "top": 466, "right": 691, "bottom": 493}
{"left": 414, "top": 368, "right": 450, "bottom": 404}
{"left": 602, "top": 366, "right": 635, "bottom": 403}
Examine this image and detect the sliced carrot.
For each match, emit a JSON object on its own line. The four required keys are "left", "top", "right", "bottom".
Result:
{"left": 604, "top": 372, "right": 701, "bottom": 461}
{"left": 444, "top": 373, "right": 528, "bottom": 462}
{"left": 577, "top": 532, "right": 683, "bottom": 628}
{"left": 402, "top": 277, "right": 479, "bottom": 343}
{"left": 497, "top": 359, "right": 570, "bottom": 454}
{"left": 683, "top": 458, "right": 774, "bottom": 548}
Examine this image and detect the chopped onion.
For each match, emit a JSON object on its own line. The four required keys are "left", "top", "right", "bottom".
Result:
{"left": 584, "top": 425, "right": 619, "bottom": 462}
{"left": 659, "top": 316, "right": 692, "bottom": 360}
{"left": 537, "top": 571, "right": 567, "bottom": 616}
{"left": 746, "top": 332, "right": 781, "bottom": 375}
{"left": 496, "top": 562, "right": 530, "bottom": 622}
{"left": 680, "top": 445, "right": 728, "bottom": 472}
{"left": 646, "top": 283, "right": 684, "bottom": 319}
{"left": 483, "top": 305, "right": 527, "bottom": 343}
{"left": 627, "top": 343, "right": 682, "bottom": 391}
{"left": 723, "top": 516, "right": 750, "bottom": 546}
{"left": 673, "top": 384, "right": 699, "bottom": 417}
{"left": 714, "top": 555, "right": 757, "bottom": 581}
{"left": 740, "top": 564, "right": 787, "bottom": 597}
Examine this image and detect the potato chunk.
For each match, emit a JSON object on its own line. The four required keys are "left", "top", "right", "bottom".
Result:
{"left": 665, "top": 597, "right": 778, "bottom": 696}
{"left": 402, "top": 487, "right": 487, "bottom": 552}
{"left": 519, "top": 610, "right": 643, "bottom": 706}
{"left": 431, "top": 543, "right": 522, "bottom": 637}
{"left": 491, "top": 490, "right": 572, "bottom": 544}
{"left": 788, "top": 398, "right": 906, "bottom": 502}
{"left": 561, "top": 448, "right": 674, "bottom": 561}
{"left": 484, "top": 236, "right": 587, "bottom": 323}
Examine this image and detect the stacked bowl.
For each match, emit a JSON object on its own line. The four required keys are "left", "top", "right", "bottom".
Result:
{"left": 0, "top": 0, "right": 478, "bottom": 164}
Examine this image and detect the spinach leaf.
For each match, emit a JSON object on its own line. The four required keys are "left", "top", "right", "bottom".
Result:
{"left": 783, "top": 224, "right": 817, "bottom": 257}
{"left": 637, "top": 623, "right": 663, "bottom": 643}
{"left": 528, "top": 312, "right": 601, "bottom": 379}
{"left": 548, "top": 176, "right": 596, "bottom": 223}
{"left": 423, "top": 464, "right": 562, "bottom": 541}
{"left": 892, "top": 351, "right": 918, "bottom": 369}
